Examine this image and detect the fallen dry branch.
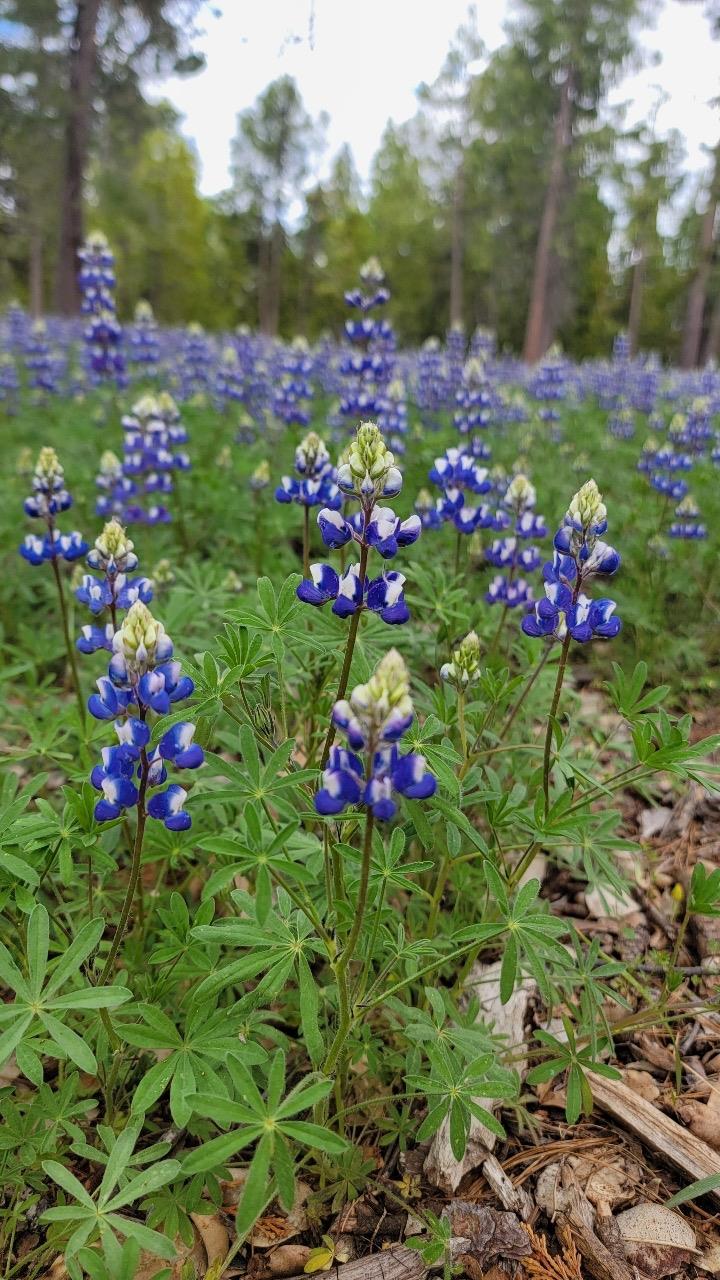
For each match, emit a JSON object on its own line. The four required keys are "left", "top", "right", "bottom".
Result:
{"left": 588, "top": 1070, "right": 720, "bottom": 1205}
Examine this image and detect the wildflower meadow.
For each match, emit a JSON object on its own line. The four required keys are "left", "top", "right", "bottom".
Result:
{"left": 2, "top": 245, "right": 720, "bottom": 1278}
{"left": 3, "top": 2, "right": 720, "bottom": 1276}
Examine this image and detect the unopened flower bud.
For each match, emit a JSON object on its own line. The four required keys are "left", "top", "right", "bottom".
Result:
{"left": 114, "top": 601, "right": 169, "bottom": 672}
{"left": 567, "top": 479, "right": 607, "bottom": 534}
{"left": 504, "top": 473, "right": 536, "bottom": 514}
{"left": 440, "top": 630, "right": 482, "bottom": 687}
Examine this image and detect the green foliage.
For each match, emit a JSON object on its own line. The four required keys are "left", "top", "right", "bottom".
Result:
{"left": 1, "top": 388, "right": 719, "bottom": 1276}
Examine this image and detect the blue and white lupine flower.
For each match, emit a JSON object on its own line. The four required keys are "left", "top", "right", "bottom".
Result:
{"left": 19, "top": 448, "right": 88, "bottom": 566}
{"left": 88, "top": 603, "right": 202, "bottom": 828}
{"left": 315, "top": 650, "right": 436, "bottom": 821}
{"left": 522, "top": 480, "right": 621, "bottom": 644}
{"left": 297, "top": 564, "right": 410, "bottom": 625}
{"left": 275, "top": 430, "right": 341, "bottom": 509}
{"left": 484, "top": 474, "right": 545, "bottom": 608}
{"left": 147, "top": 784, "right": 191, "bottom": 832}
{"left": 670, "top": 495, "right": 707, "bottom": 539}
{"left": 78, "top": 231, "right": 125, "bottom": 384}
{"left": 297, "top": 422, "right": 419, "bottom": 626}
{"left": 76, "top": 520, "right": 153, "bottom": 652}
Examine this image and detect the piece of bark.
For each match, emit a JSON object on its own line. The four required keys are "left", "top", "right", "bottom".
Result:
{"left": 480, "top": 1151, "right": 534, "bottom": 1221}
{"left": 588, "top": 1070, "right": 720, "bottom": 1205}
{"left": 424, "top": 961, "right": 536, "bottom": 1191}
{"left": 555, "top": 1187, "right": 637, "bottom": 1280}
{"left": 443, "top": 1200, "right": 531, "bottom": 1267}
{"left": 277, "top": 1246, "right": 427, "bottom": 1280}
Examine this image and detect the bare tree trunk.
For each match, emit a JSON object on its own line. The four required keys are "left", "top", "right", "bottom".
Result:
{"left": 449, "top": 158, "right": 465, "bottom": 330}
{"left": 627, "top": 247, "right": 645, "bottom": 357}
{"left": 522, "top": 68, "right": 575, "bottom": 364}
{"left": 681, "top": 145, "right": 719, "bottom": 369}
{"left": 258, "top": 231, "right": 269, "bottom": 332}
{"left": 54, "top": 0, "right": 102, "bottom": 315}
{"left": 266, "top": 219, "right": 283, "bottom": 337}
{"left": 703, "top": 289, "right": 720, "bottom": 364}
{"left": 30, "top": 232, "right": 44, "bottom": 317}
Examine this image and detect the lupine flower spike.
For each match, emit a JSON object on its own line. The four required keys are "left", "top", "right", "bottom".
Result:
{"left": 522, "top": 480, "right": 621, "bottom": 643}
{"left": 316, "top": 650, "right": 436, "bottom": 821}
{"left": 76, "top": 520, "right": 153, "bottom": 654}
{"left": 297, "top": 422, "right": 420, "bottom": 626}
{"left": 19, "top": 448, "right": 88, "bottom": 722}
{"left": 88, "top": 602, "right": 202, "bottom": 830}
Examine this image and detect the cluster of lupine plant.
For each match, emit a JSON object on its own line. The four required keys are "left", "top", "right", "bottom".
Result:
{"left": 4, "top": 291, "right": 720, "bottom": 1280}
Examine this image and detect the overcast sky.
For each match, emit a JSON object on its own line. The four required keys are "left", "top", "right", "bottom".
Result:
{"left": 150, "top": 0, "right": 719, "bottom": 199}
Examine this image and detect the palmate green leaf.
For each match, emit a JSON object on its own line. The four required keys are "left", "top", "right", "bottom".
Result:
{"left": 39, "top": 1012, "right": 98, "bottom": 1073}
{"left": 0, "top": 939, "right": 31, "bottom": 1000}
{"left": 103, "top": 1214, "right": 177, "bottom": 1261}
{"left": 27, "top": 903, "right": 50, "bottom": 999}
{"left": 103, "top": 1160, "right": 181, "bottom": 1213}
{"left": 181, "top": 1126, "right": 263, "bottom": 1174}
{"left": 0, "top": 1012, "right": 33, "bottom": 1065}
{"left": 297, "top": 954, "right": 323, "bottom": 1068}
{"left": 42, "top": 1160, "right": 96, "bottom": 1209}
{"left": 0, "top": 852, "right": 40, "bottom": 885}
{"left": 236, "top": 1135, "right": 274, "bottom": 1238}
{"left": 279, "top": 1121, "right": 349, "bottom": 1155}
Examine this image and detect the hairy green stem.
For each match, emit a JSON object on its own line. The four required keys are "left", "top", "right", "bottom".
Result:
{"left": 323, "top": 811, "right": 374, "bottom": 1077}
{"left": 50, "top": 556, "right": 86, "bottom": 728}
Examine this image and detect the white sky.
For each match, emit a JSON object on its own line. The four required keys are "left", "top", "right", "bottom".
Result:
{"left": 150, "top": 0, "right": 719, "bottom": 201}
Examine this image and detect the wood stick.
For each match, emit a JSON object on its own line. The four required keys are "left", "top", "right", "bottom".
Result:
{"left": 588, "top": 1071, "right": 720, "bottom": 1205}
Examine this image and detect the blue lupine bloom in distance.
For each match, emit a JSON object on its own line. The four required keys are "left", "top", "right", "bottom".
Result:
{"left": 19, "top": 448, "right": 88, "bottom": 566}
{"left": 485, "top": 473, "right": 546, "bottom": 608}
{"left": 78, "top": 231, "right": 125, "bottom": 383}
{"left": 315, "top": 650, "right": 436, "bottom": 821}
{"left": 670, "top": 495, "right": 707, "bottom": 539}
{"left": 88, "top": 602, "right": 202, "bottom": 829}
{"left": 522, "top": 480, "right": 621, "bottom": 644}
{"left": 275, "top": 431, "right": 341, "bottom": 509}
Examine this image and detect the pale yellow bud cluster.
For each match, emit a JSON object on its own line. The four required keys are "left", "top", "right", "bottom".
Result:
{"left": 360, "top": 256, "right": 384, "bottom": 283}
{"left": 35, "top": 447, "right": 63, "bottom": 484}
{"left": 151, "top": 559, "right": 175, "bottom": 588}
{"left": 441, "top": 631, "right": 482, "bottom": 687}
{"left": 134, "top": 299, "right": 154, "bottom": 322}
{"left": 338, "top": 421, "right": 401, "bottom": 499}
{"left": 463, "top": 357, "right": 485, "bottom": 384}
{"left": 95, "top": 519, "right": 133, "bottom": 563}
{"left": 350, "top": 649, "right": 413, "bottom": 732}
{"left": 85, "top": 230, "right": 109, "bottom": 251}
{"left": 100, "top": 450, "right": 121, "bottom": 476}
{"left": 505, "top": 473, "right": 536, "bottom": 513}
{"left": 567, "top": 479, "right": 606, "bottom": 531}
{"left": 115, "top": 601, "right": 166, "bottom": 667}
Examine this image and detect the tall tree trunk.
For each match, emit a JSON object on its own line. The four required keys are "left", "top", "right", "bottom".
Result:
{"left": 54, "top": 0, "right": 102, "bottom": 315}
{"left": 681, "top": 144, "right": 720, "bottom": 369}
{"left": 265, "top": 219, "right": 283, "bottom": 337}
{"left": 449, "top": 157, "right": 465, "bottom": 330}
{"left": 523, "top": 67, "right": 575, "bottom": 364}
{"left": 703, "top": 289, "right": 720, "bottom": 364}
{"left": 627, "top": 246, "right": 645, "bottom": 358}
{"left": 30, "top": 232, "right": 44, "bottom": 317}
{"left": 258, "top": 230, "right": 269, "bottom": 331}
